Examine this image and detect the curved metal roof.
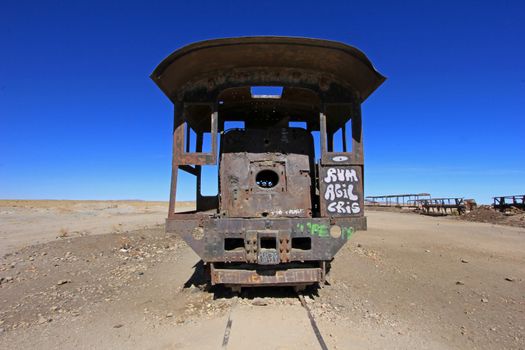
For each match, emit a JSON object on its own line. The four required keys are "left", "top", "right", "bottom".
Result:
{"left": 151, "top": 36, "right": 385, "bottom": 102}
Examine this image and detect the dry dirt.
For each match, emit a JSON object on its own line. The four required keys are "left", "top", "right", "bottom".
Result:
{"left": 0, "top": 201, "right": 524, "bottom": 349}
{"left": 0, "top": 200, "right": 194, "bottom": 256}
{"left": 460, "top": 206, "right": 525, "bottom": 228}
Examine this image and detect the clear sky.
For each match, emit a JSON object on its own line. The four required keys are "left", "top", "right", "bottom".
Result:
{"left": 1, "top": 0, "right": 524, "bottom": 204}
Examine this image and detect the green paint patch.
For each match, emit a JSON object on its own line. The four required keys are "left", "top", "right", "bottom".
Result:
{"left": 342, "top": 226, "right": 354, "bottom": 239}
{"left": 306, "top": 222, "right": 329, "bottom": 237}
{"left": 297, "top": 222, "right": 354, "bottom": 239}
{"left": 297, "top": 222, "right": 329, "bottom": 237}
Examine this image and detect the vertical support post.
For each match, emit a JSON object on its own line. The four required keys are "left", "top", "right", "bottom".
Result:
{"left": 352, "top": 101, "right": 363, "bottom": 164}
{"left": 169, "top": 102, "right": 184, "bottom": 217}
{"left": 341, "top": 124, "right": 347, "bottom": 152}
{"left": 185, "top": 120, "right": 191, "bottom": 152}
{"left": 320, "top": 112, "right": 327, "bottom": 156}
{"left": 196, "top": 105, "right": 218, "bottom": 212}
{"left": 211, "top": 108, "right": 218, "bottom": 156}
{"left": 196, "top": 132, "right": 203, "bottom": 211}
{"left": 319, "top": 111, "right": 327, "bottom": 215}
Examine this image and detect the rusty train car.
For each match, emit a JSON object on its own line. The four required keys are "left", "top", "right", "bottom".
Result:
{"left": 151, "top": 37, "right": 385, "bottom": 290}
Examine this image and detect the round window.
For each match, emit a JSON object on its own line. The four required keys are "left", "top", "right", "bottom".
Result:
{"left": 256, "top": 170, "right": 279, "bottom": 189}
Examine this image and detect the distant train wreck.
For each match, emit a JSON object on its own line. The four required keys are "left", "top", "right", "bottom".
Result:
{"left": 366, "top": 194, "right": 476, "bottom": 216}
{"left": 415, "top": 198, "right": 466, "bottom": 216}
{"left": 366, "top": 193, "right": 431, "bottom": 208}
{"left": 367, "top": 191, "right": 525, "bottom": 217}
{"left": 493, "top": 195, "right": 525, "bottom": 212}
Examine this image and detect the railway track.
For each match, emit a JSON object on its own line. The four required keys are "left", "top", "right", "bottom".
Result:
{"left": 298, "top": 294, "right": 329, "bottom": 350}
{"left": 221, "top": 290, "right": 329, "bottom": 350}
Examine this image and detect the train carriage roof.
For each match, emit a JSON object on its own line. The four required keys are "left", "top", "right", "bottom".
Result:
{"left": 151, "top": 36, "right": 385, "bottom": 103}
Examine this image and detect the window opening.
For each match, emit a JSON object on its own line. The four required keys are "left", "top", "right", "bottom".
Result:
{"left": 224, "top": 121, "right": 245, "bottom": 132}
{"left": 289, "top": 121, "right": 307, "bottom": 129}
{"left": 250, "top": 86, "right": 283, "bottom": 99}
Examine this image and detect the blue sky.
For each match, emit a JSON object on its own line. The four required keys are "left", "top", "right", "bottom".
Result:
{"left": 1, "top": 0, "right": 523, "bottom": 204}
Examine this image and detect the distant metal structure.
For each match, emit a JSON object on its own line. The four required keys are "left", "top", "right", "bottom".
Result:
{"left": 366, "top": 193, "right": 431, "bottom": 208}
{"left": 151, "top": 37, "right": 385, "bottom": 290}
{"left": 415, "top": 198, "right": 466, "bottom": 216}
{"left": 464, "top": 198, "right": 478, "bottom": 211}
{"left": 493, "top": 195, "right": 525, "bottom": 212}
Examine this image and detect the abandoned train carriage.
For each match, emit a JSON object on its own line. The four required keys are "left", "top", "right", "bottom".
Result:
{"left": 151, "top": 37, "right": 385, "bottom": 289}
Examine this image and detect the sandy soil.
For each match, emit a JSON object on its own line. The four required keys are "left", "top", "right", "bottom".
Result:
{"left": 0, "top": 200, "right": 194, "bottom": 256}
{"left": 0, "top": 202, "right": 524, "bottom": 349}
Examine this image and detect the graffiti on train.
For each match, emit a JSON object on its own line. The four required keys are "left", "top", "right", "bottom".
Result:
{"left": 323, "top": 167, "right": 360, "bottom": 214}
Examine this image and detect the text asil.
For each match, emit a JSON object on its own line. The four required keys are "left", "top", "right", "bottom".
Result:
{"left": 323, "top": 168, "right": 360, "bottom": 214}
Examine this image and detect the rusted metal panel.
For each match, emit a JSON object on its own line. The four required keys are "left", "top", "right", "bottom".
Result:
{"left": 279, "top": 231, "right": 291, "bottom": 263}
{"left": 211, "top": 264, "right": 324, "bottom": 286}
{"left": 166, "top": 216, "right": 363, "bottom": 264}
{"left": 220, "top": 152, "right": 313, "bottom": 218}
{"left": 151, "top": 37, "right": 386, "bottom": 103}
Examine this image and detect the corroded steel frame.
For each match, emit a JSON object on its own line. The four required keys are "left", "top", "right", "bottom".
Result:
{"left": 169, "top": 103, "right": 218, "bottom": 217}
{"left": 211, "top": 263, "right": 324, "bottom": 287}
{"left": 366, "top": 193, "right": 432, "bottom": 208}
{"left": 493, "top": 195, "right": 525, "bottom": 212}
{"left": 152, "top": 37, "right": 385, "bottom": 288}
{"left": 416, "top": 198, "right": 466, "bottom": 216}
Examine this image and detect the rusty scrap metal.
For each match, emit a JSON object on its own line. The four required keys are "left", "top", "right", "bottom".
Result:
{"left": 151, "top": 36, "right": 385, "bottom": 289}
{"left": 493, "top": 195, "right": 525, "bottom": 212}
{"left": 415, "top": 198, "right": 466, "bottom": 216}
{"left": 366, "top": 193, "right": 431, "bottom": 208}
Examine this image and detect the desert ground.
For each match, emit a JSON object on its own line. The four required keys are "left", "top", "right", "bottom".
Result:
{"left": 0, "top": 201, "right": 524, "bottom": 349}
